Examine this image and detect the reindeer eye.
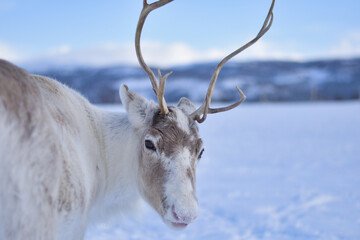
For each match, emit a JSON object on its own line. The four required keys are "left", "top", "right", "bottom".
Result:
{"left": 145, "top": 140, "right": 156, "bottom": 151}
{"left": 198, "top": 149, "right": 204, "bottom": 159}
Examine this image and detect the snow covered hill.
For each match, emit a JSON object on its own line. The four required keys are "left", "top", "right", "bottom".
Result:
{"left": 25, "top": 58, "right": 360, "bottom": 104}
{"left": 85, "top": 101, "right": 360, "bottom": 240}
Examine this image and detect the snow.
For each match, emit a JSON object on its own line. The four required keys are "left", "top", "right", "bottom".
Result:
{"left": 86, "top": 101, "right": 360, "bottom": 240}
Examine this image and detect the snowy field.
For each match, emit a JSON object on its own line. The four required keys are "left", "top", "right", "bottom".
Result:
{"left": 86, "top": 101, "right": 360, "bottom": 240}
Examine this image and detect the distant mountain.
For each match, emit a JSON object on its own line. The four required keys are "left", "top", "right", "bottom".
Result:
{"left": 28, "top": 58, "right": 360, "bottom": 104}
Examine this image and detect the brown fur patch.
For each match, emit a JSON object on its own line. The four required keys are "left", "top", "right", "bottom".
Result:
{"left": 151, "top": 107, "right": 201, "bottom": 158}
{"left": 31, "top": 75, "right": 80, "bottom": 135}
{"left": 138, "top": 147, "right": 168, "bottom": 215}
{"left": 57, "top": 157, "right": 86, "bottom": 213}
{"left": 0, "top": 60, "right": 43, "bottom": 138}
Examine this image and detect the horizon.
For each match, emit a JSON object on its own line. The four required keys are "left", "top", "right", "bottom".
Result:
{"left": 19, "top": 56, "right": 360, "bottom": 72}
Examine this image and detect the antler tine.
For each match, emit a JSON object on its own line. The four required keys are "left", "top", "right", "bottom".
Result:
{"left": 189, "top": 0, "right": 275, "bottom": 123}
{"left": 135, "top": 0, "right": 174, "bottom": 115}
{"left": 158, "top": 69, "right": 173, "bottom": 109}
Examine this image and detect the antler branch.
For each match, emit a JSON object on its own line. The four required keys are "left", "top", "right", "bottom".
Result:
{"left": 189, "top": 0, "right": 275, "bottom": 123}
{"left": 135, "top": 0, "right": 174, "bottom": 115}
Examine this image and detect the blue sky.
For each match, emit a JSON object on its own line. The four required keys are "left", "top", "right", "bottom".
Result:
{"left": 0, "top": 0, "right": 360, "bottom": 67}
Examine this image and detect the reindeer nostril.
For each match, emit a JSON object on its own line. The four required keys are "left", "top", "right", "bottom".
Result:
{"left": 171, "top": 205, "right": 197, "bottom": 223}
{"left": 171, "top": 205, "right": 180, "bottom": 221}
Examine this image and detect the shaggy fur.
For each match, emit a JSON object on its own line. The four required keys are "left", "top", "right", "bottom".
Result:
{"left": 0, "top": 59, "right": 203, "bottom": 239}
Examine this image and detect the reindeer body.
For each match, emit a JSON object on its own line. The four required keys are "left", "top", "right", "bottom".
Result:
{"left": 0, "top": 60, "right": 143, "bottom": 239}
{"left": 0, "top": 0, "right": 275, "bottom": 238}
{"left": 0, "top": 59, "right": 202, "bottom": 240}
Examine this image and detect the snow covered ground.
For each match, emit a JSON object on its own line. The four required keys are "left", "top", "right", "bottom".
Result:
{"left": 86, "top": 101, "right": 360, "bottom": 240}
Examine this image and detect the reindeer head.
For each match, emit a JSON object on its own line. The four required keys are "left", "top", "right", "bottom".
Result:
{"left": 122, "top": 0, "right": 274, "bottom": 229}
{"left": 120, "top": 85, "right": 202, "bottom": 228}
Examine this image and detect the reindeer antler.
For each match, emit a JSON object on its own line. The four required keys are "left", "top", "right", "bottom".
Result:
{"left": 135, "top": 0, "right": 174, "bottom": 115}
{"left": 189, "top": 0, "right": 275, "bottom": 123}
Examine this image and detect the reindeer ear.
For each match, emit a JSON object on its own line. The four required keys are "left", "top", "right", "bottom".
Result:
{"left": 120, "top": 84, "right": 155, "bottom": 128}
{"left": 177, "top": 97, "right": 196, "bottom": 115}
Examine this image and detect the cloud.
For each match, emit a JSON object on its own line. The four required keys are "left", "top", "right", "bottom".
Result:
{"left": 328, "top": 31, "right": 360, "bottom": 58}
{"left": 0, "top": 41, "right": 21, "bottom": 61}
{"left": 12, "top": 32, "right": 360, "bottom": 68}
{"left": 24, "top": 40, "right": 303, "bottom": 68}
{"left": 49, "top": 45, "right": 71, "bottom": 55}
{"left": 140, "top": 41, "right": 227, "bottom": 66}
{"left": 235, "top": 31, "right": 360, "bottom": 61}
{"left": 32, "top": 41, "right": 227, "bottom": 67}
{"left": 230, "top": 39, "right": 304, "bottom": 61}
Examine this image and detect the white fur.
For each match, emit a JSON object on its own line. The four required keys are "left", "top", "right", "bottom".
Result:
{"left": 162, "top": 148, "right": 197, "bottom": 224}
{"left": 174, "top": 108, "right": 191, "bottom": 134}
{"left": 0, "top": 76, "right": 141, "bottom": 239}
{"left": 0, "top": 64, "right": 200, "bottom": 239}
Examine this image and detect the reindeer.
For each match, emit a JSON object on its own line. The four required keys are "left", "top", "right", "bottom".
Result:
{"left": 0, "top": 0, "right": 274, "bottom": 239}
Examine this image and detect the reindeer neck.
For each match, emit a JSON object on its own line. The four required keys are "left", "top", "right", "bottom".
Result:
{"left": 103, "top": 110, "right": 141, "bottom": 195}
{"left": 90, "top": 109, "right": 141, "bottom": 221}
